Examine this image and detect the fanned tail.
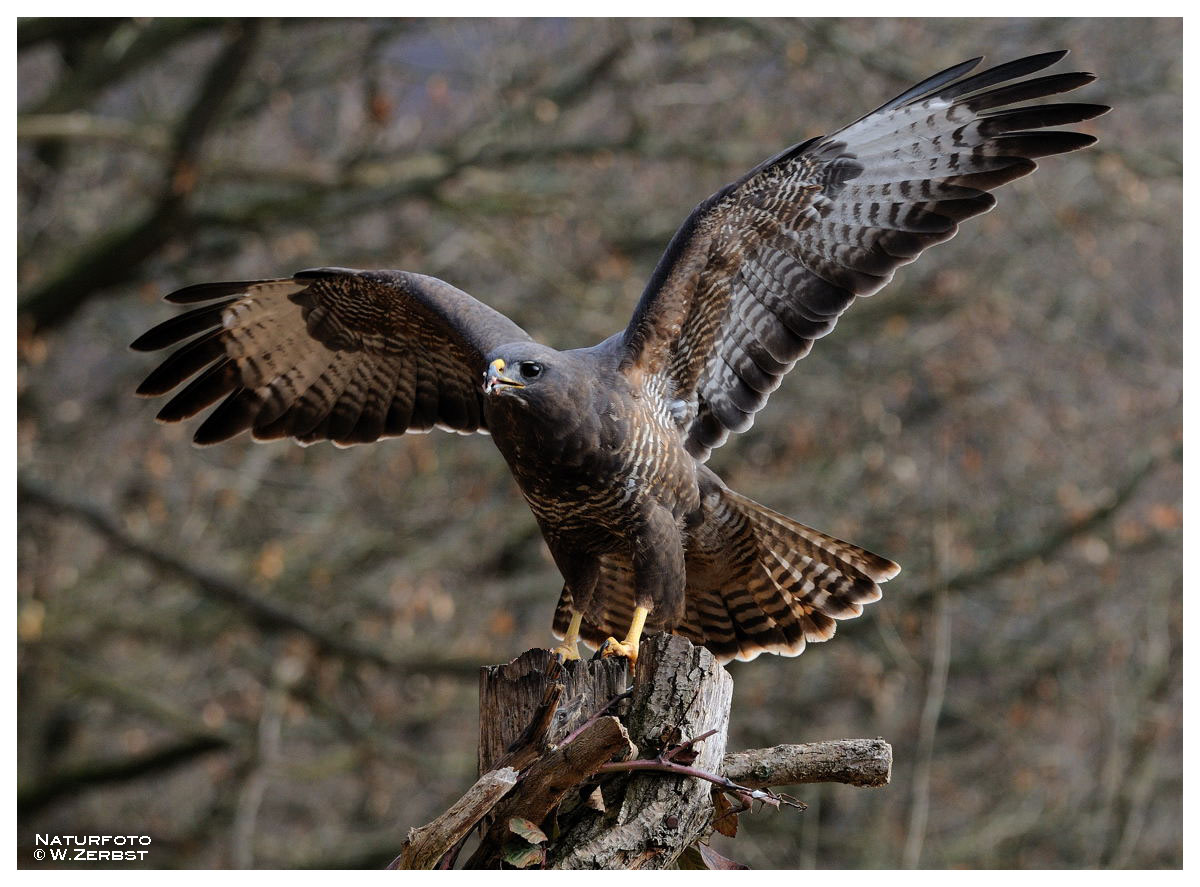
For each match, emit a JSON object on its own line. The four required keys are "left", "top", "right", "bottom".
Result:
{"left": 673, "top": 487, "right": 897, "bottom": 662}
{"left": 551, "top": 485, "right": 897, "bottom": 664}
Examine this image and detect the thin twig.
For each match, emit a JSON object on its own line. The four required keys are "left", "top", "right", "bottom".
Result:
{"left": 662, "top": 728, "right": 717, "bottom": 762}
{"left": 597, "top": 757, "right": 804, "bottom": 811}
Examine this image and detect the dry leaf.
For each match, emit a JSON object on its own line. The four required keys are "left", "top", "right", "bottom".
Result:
{"left": 503, "top": 843, "right": 545, "bottom": 869}
{"left": 712, "top": 790, "right": 739, "bottom": 837}
{"left": 508, "top": 816, "right": 547, "bottom": 844}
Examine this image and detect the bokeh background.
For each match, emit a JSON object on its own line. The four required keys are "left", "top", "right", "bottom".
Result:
{"left": 17, "top": 18, "right": 1181, "bottom": 869}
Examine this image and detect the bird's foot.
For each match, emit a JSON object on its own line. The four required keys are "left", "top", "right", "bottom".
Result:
{"left": 551, "top": 640, "right": 581, "bottom": 662}
{"left": 599, "top": 637, "right": 638, "bottom": 665}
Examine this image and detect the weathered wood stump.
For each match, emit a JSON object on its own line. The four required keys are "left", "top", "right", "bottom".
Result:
{"left": 477, "top": 646, "right": 629, "bottom": 774}
{"left": 392, "top": 632, "right": 892, "bottom": 870}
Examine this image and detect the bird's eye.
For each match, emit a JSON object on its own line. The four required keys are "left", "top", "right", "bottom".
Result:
{"left": 519, "top": 361, "right": 543, "bottom": 380}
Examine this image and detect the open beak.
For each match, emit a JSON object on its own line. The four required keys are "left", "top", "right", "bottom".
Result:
{"left": 484, "top": 358, "right": 524, "bottom": 395}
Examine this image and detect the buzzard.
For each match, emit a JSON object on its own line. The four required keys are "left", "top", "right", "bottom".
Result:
{"left": 133, "top": 51, "right": 1107, "bottom": 665}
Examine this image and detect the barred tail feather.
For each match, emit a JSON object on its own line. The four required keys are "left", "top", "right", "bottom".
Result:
{"left": 676, "top": 487, "right": 897, "bottom": 663}
{"left": 723, "top": 488, "right": 898, "bottom": 581}
{"left": 550, "top": 487, "right": 898, "bottom": 665}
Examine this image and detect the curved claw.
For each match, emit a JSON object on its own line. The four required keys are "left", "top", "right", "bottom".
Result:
{"left": 551, "top": 641, "right": 581, "bottom": 662}
{"left": 598, "top": 606, "right": 649, "bottom": 668}
{"left": 600, "top": 637, "right": 638, "bottom": 665}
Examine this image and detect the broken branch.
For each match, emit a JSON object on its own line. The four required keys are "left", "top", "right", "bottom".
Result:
{"left": 722, "top": 738, "right": 893, "bottom": 789}
{"left": 389, "top": 767, "right": 520, "bottom": 870}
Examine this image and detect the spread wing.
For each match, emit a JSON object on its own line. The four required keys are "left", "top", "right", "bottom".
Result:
{"left": 132, "top": 267, "right": 533, "bottom": 446}
{"left": 620, "top": 50, "right": 1109, "bottom": 461}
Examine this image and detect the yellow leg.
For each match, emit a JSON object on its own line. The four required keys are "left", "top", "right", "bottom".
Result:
{"left": 601, "top": 605, "right": 649, "bottom": 665}
{"left": 552, "top": 610, "right": 584, "bottom": 661}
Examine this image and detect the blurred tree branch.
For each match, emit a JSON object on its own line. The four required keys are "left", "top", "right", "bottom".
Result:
{"left": 1106, "top": 610, "right": 1177, "bottom": 867}
{"left": 17, "top": 17, "right": 128, "bottom": 52}
{"left": 24, "top": 19, "right": 224, "bottom": 116}
{"left": 17, "top": 24, "right": 638, "bottom": 334}
{"left": 19, "top": 20, "right": 262, "bottom": 332}
{"left": 17, "top": 640, "right": 446, "bottom": 819}
{"left": 906, "top": 443, "right": 1181, "bottom": 605}
{"left": 231, "top": 654, "right": 291, "bottom": 868}
{"left": 18, "top": 733, "right": 231, "bottom": 817}
{"left": 902, "top": 585, "right": 951, "bottom": 868}
{"left": 187, "top": 132, "right": 641, "bottom": 236}
{"left": 54, "top": 652, "right": 243, "bottom": 742}
{"left": 190, "top": 37, "right": 639, "bottom": 234}
{"left": 18, "top": 475, "right": 480, "bottom": 677}
{"left": 18, "top": 112, "right": 171, "bottom": 151}
{"left": 17, "top": 652, "right": 242, "bottom": 818}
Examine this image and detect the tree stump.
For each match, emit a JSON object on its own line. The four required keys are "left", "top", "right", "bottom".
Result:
{"left": 392, "top": 632, "right": 892, "bottom": 869}
{"left": 467, "top": 633, "right": 733, "bottom": 868}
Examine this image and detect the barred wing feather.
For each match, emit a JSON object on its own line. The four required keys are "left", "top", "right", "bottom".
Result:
{"left": 620, "top": 50, "right": 1109, "bottom": 461}
{"left": 132, "top": 268, "right": 532, "bottom": 446}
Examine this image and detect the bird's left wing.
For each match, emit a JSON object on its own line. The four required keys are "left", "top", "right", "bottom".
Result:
{"left": 132, "top": 267, "right": 533, "bottom": 446}
{"left": 620, "top": 51, "right": 1109, "bottom": 461}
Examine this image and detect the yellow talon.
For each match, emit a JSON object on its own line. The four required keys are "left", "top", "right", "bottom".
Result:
{"left": 600, "top": 637, "right": 638, "bottom": 663}
{"left": 600, "top": 606, "right": 649, "bottom": 665}
{"left": 552, "top": 642, "right": 581, "bottom": 661}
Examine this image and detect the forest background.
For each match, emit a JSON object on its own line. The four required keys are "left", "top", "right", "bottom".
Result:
{"left": 17, "top": 17, "right": 1182, "bottom": 868}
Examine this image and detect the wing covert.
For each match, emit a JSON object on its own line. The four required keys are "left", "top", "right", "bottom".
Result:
{"left": 620, "top": 51, "right": 1109, "bottom": 461}
{"left": 132, "top": 268, "right": 533, "bottom": 446}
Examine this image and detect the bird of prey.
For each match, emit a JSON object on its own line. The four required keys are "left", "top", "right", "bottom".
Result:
{"left": 132, "top": 51, "right": 1107, "bottom": 665}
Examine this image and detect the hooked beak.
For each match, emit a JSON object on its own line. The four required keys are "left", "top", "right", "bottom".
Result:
{"left": 484, "top": 358, "right": 524, "bottom": 395}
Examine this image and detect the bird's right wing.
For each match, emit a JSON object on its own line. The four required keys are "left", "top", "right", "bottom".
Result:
{"left": 619, "top": 51, "right": 1109, "bottom": 461}
{"left": 132, "top": 267, "right": 533, "bottom": 446}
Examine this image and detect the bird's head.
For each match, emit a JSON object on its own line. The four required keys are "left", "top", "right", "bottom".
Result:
{"left": 482, "top": 343, "right": 609, "bottom": 456}
{"left": 482, "top": 343, "right": 564, "bottom": 404}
